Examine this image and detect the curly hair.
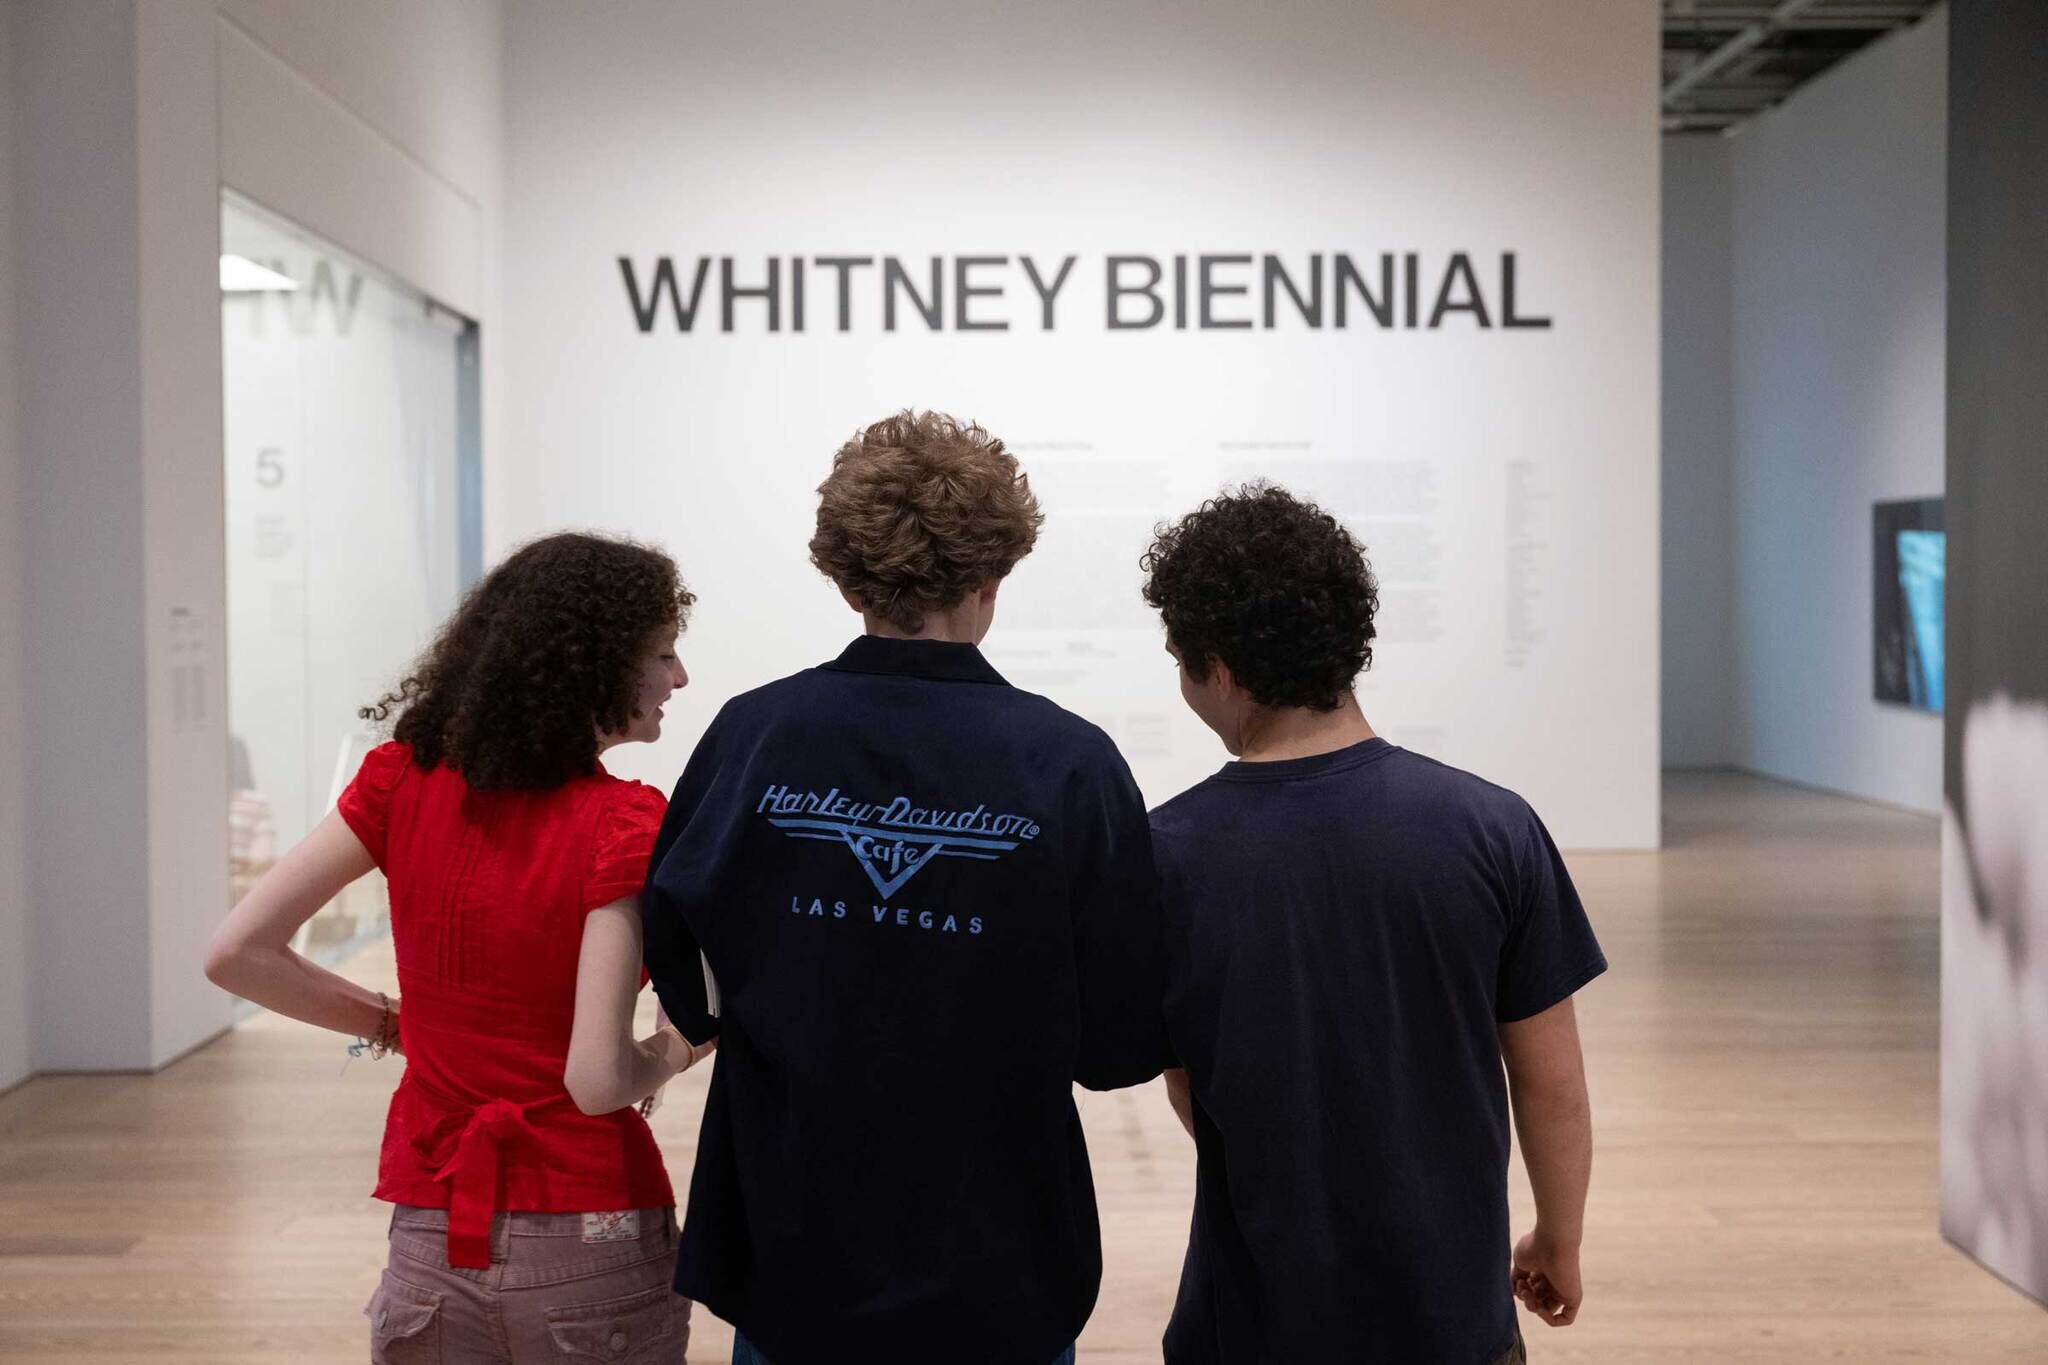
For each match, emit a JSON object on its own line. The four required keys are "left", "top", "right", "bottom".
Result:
{"left": 808, "top": 409, "right": 1044, "bottom": 633}
{"left": 360, "top": 532, "right": 694, "bottom": 791}
{"left": 1140, "top": 483, "right": 1379, "bottom": 712}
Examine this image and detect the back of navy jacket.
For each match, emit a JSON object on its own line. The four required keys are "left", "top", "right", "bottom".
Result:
{"left": 643, "top": 635, "right": 1166, "bottom": 1365}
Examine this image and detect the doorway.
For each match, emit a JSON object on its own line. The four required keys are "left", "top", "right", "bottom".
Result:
{"left": 219, "top": 192, "right": 481, "bottom": 960}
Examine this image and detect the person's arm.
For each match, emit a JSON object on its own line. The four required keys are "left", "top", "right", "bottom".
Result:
{"left": 1071, "top": 741, "right": 1170, "bottom": 1091}
{"left": 564, "top": 896, "right": 713, "bottom": 1115}
{"left": 1500, "top": 995, "right": 1592, "bottom": 1327}
{"left": 641, "top": 728, "right": 727, "bottom": 1048}
{"left": 203, "top": 811, "right": 392, "bottom": 1042}
{"left": 1164, "top": 1067, "right": 1196, "bottom": 1139}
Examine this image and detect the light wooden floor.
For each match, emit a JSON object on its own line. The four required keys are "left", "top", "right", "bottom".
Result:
{"left": 4, "top": 772, "right": 2046, "bottom": 1361}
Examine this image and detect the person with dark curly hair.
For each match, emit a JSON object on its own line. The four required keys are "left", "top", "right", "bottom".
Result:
{"left": 1140, "top": 484, "right": 1605, "bottom": 1365}
{"left": 641, "top": 410, "right": 1167, "bottom": 1365}
{"left": 205, "top": 531, "right": 713, "bottom": 1362}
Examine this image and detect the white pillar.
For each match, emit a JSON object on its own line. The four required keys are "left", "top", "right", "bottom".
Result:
{"left": 16, "top": 0, "right": 230, "bottom": 1072}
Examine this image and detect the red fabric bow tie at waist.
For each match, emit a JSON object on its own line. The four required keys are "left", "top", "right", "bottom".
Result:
{"left": 413, "top": 1097, "right": 544, "bottom": 1268}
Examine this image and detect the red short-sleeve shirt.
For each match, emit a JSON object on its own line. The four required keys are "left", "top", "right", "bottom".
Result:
{"left": 338, "top": 742, "right": 675, "bottom": 1233}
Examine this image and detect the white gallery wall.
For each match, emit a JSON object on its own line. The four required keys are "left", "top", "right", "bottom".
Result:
{"left": 1725, "top": 9, "right": 1947, "bottom": 812}
{"left": 16, "top": 0, "right": 157, "bottom": 1072}
{"left": 1660, "top": 135, "right": 1734, "bottom": 769}
{"left": 501, "top": 0, "right": 1661, "bottom": 849}
{"left": 0, "top": 0, "right": 31, "bottom": 1091}
{"left": 7, "top": 0, "right": 502, "bottom": 1075}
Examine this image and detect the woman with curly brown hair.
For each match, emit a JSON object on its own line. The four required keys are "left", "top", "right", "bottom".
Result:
{"left": 206, "top": 531, "right": 712, "bottom": 1363}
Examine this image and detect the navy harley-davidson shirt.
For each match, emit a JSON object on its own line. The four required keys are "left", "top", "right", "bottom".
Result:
{"left": 643, "top": 635, "right": 1167, "bottom": 1365}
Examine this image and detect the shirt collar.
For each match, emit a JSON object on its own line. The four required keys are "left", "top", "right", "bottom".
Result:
{"left": 1214, "top": 737, "right": 1394, "bottom": 783}
{"left": 822, "top": 635, "right": 1010, "bottom": 686}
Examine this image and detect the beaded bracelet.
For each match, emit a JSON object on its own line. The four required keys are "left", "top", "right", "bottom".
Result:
{"left": 348, "top": 992, "right": 399, "bottom": 1060}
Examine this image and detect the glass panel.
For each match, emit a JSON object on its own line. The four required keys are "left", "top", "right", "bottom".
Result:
{"left": 221, "top": 193, "right": 480, "bottom": 963}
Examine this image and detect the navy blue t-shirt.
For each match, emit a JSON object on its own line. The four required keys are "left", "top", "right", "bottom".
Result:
{"left": 642, "top": 636, "right": 1167, "bottom": 1365}
{"left": 1151, "top": 738, "right": 1605, "bottom": 1364}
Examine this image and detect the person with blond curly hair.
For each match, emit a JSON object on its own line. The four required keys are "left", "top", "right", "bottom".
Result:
{"left": 642, "top": 411, "right": 1167, "bottom": 1365}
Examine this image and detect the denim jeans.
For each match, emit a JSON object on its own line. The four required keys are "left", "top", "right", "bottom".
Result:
{"left": 732, "top": 1332, "right": 1075, "bottom": 1365}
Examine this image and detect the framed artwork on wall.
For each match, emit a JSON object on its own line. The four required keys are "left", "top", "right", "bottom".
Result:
{"left": 1873, "top": 497, "right": 1944, "bottom": 711}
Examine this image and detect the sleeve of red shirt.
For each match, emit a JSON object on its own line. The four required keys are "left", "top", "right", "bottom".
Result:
{"left": 336, "top": 741, "right": 412, "bottom": 868}
{"left": 584, "top": 782, "right": 669, "bottom": 911}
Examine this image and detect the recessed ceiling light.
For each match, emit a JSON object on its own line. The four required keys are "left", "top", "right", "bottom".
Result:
{"left": 219, "top": 255, "right": 299, "bottom": 292}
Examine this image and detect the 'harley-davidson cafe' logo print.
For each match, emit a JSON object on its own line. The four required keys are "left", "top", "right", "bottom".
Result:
{"left": 755, "top": 783, "right": 1041, "bottom": 897}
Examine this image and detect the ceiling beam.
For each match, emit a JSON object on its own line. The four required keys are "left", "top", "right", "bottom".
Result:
{"left": 1663, "top": 0, "right": 1828, "bottom": 104}
{"left": 1664, "top": 1, "right": 1926, "bottom": 16}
